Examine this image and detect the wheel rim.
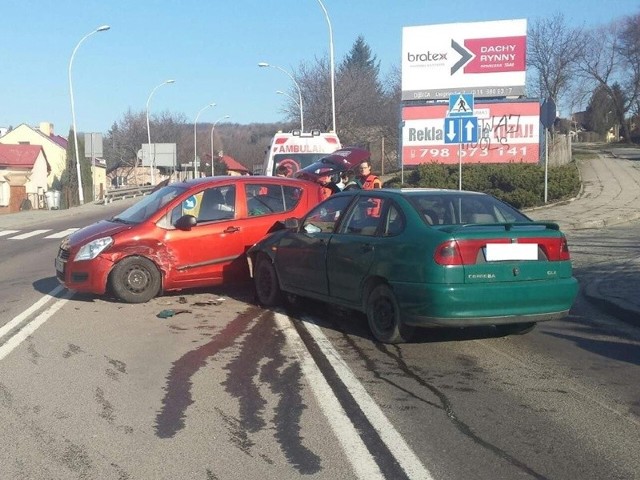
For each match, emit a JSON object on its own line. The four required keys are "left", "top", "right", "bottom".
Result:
{"left": 124, "top": 266, "right": 151, "bottom": 293}
{"left": 372, "top": 295, "right": 395, "bottom": 334}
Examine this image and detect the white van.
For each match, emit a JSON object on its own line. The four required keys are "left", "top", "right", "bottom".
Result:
{"left": 258, "top": 129, "right": 341, "bottom": 176}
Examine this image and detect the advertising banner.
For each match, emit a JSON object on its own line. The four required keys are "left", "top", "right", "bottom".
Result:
{"left": 402, "top": 100, "right": 540, "bottom": 165}
{"left": 402, "top": 19, "right": 527, "bottom": 101}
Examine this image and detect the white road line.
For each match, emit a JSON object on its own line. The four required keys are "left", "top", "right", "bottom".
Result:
{"left": 275, "top": 312, "right": 385, "bottom": 480}
{"left": 0, "top": 285, "right": 64, "bottom": 341}
{"left": 0, "top": 287, "right": 73, "bottom": 361}
{"left": 0, "top": 230, "right": 20, "bottom": 237}
{"left": 45, "top": 228, "right": 79, "bottom": 239}
{"left": 302, "top": 316, "right": 434, "bottom": 480}
{"left": 9, "top": 229, "right": 52, "bottom": 240}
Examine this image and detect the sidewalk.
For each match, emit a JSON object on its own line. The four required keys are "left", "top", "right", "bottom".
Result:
{"left": 527, "top": 148, "right": 640, "bottom": 326}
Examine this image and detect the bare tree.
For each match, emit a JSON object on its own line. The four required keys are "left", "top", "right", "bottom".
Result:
{"left": 577, "top": 13, "right": 640, "bottom": 142}
{"left": 290, "top": 36, "right": 401, "bottom": 171}
{"left": 527, "top": 13, "right": 586, "bottom": 109}
{"left": 104, "top": 109, "right": 189, "bottom": 179}
{"left": 296, "top": 56, "right": 333, "bottom": 132}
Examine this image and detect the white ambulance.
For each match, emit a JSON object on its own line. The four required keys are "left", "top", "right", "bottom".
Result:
{"left": 259, "top": 129, "right": 341, "bottom": 176}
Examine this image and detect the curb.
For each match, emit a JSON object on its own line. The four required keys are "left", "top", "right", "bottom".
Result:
{"left": 583, "top": 279, "right": 640, "bottom": 328}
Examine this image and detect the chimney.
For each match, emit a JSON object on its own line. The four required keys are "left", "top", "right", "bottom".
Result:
{"left": 39, "top": 122, "right": 54, "bottom": 137}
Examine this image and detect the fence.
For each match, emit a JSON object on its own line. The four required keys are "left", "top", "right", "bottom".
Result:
{"left": 100, "top": 185, "right": 155, "bottom": 204}
{"left": 548, "top": 134, "right": 572, "bottom": 166}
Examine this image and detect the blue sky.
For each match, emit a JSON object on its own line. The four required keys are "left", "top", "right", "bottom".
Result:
{"left": 1, "top": 0, "right": 638, "bottom": 136}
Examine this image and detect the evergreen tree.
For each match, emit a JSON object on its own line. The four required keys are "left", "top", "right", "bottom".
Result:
{"left": 62, "top": 128, "right": 79, "bottom": 208}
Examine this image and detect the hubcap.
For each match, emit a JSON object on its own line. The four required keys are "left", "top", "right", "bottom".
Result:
{"left": 126, "top": 268, "right": 149, "bottom": 292}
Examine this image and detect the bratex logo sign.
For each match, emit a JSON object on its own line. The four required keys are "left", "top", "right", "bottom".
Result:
{"left": 401, "top": 19, "right": 527, "bottom": 101}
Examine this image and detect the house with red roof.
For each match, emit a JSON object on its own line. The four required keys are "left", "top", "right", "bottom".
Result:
{"left": 0, "top": 122, "right": 68, "bottom": 188}
{"left": 220, "top": 154, "right": 250, "bottom": 176}
{"left": 0, "top": 144, "right": 50, "bottom": 213}
{"left": 203, "top": 153, "right": 250, "bottom": 176}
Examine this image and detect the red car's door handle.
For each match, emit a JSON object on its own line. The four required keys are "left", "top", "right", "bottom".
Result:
{"left": 224, "top": 226, "right": 240, "bottom": 233}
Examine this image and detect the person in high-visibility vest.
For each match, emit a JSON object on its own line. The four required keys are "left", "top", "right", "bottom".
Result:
{"left": 357, "top": 160, "right": 382, "bottom": 190}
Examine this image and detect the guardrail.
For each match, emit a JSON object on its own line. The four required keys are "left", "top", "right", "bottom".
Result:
{"left": 100, "top": 185, "right": 155, "bottom": 204}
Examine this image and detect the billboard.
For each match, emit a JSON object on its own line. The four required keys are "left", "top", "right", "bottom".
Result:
{"left": 402, "top": 19, "right": 527, "bottom": 101}
{"left": 401, "top": 100, "right": 540, "bottom": 165}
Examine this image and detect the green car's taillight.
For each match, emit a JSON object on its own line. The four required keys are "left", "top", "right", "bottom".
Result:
{"left": 434, "top": 237, "right": 571, "bottom": 266}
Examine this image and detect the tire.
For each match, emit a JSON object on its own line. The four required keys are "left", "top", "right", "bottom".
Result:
{"left": 254, "top": 255, "right": 282, "bottom": 306}
{"left": 109, "top": 256, "right": 161, "bottom": 303}
{"left": 496, "top": 322, "right": 536, "bottom": 336}
{"left": 366, "top": 284, "right": 414, "bottom": 343}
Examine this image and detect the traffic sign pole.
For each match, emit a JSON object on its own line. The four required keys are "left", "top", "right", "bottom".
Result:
{"left": 446, "top": 94, "right": 477, "bottom": 191}
{"left": 458, "top": 145, "right": 462, "bottom": 191}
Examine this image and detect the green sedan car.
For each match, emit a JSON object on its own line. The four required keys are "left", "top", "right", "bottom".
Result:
{"left": 247, "top": 188, "right": 578, "bottom": 344}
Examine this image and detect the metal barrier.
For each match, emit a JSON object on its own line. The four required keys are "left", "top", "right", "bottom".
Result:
{"left": 101, "top": 185, "right": 155, "bottom": 204}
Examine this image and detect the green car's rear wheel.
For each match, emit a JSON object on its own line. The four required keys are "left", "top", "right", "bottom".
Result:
{"left": 366, "top": 284, "right": 414, "bottom": 344}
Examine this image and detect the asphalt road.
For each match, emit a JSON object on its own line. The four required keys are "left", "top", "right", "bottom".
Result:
{"left": 1, "top": 152, "right": 639, "bottom": 479}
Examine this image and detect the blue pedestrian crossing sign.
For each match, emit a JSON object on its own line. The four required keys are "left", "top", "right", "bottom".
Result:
{"left": 444, "top": 117, "right": 478, "bottom": 144}
{"left": 449, "top": 94, "right": 474, "bottom": 117}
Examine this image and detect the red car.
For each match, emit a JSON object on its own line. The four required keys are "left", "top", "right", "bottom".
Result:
{"left": 55, "top": 176, "right": 324, "bottom": 303}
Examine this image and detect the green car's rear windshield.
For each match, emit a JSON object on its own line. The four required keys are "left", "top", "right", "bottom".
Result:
{"left": 407, "top": 193, "right": 531, "bottom": 226}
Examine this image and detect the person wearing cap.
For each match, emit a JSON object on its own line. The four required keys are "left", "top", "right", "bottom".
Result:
{"left": 357, "top": 160, "right": 382, "bottom": 189}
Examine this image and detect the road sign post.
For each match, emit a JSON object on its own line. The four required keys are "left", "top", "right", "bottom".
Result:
{"left": 445, "top": 94, "right": 477, "bottom": 190}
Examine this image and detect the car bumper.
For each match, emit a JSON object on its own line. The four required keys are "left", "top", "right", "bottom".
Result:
{"left": 55, "top": 254, "right": 113, "bottom": 295}
{"left": 391, "top": 277, "right": 579, "bottom": 327}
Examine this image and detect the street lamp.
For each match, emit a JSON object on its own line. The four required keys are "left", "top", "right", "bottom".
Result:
{"left": 258, "top": 62, "right": 304, "bottom": 132}
{"left": 276, "top": 90, "right": 302, "bottom": 130}
{"left": 69, "top": 24, "right": 110, "bottom": 205}
{"left": 194, "top": 103, "right": 216, "bottom": 178}
{"left": 146, "top": 79, "right": 175, "bottom": 185}
{"left": 210, "top": 115, "right": 230, "bottom": 176}
{"left": 316, "top": 0, "right": 336, "bottom": 133}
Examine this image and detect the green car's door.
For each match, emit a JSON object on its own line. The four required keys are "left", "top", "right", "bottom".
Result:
{"left": 327, "top": 195, "right": 392, "bottom": 305}
{"left": 277, "top": 195, "right": 353, "bottom": 297}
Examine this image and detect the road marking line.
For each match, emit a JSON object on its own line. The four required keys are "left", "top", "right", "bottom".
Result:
{"left": 9, "top": 229, "right": 52, "bottom": 239}
{"left": 0, "top": 230, "right": 20, "bottom": 237}
{"left": 45, "top": 228, "right": 79, "bottom": 239}
{"left": 275, "top": 312, "right": 384, "bottom": 480}
{"left": 0, "top": 285, "right": 64, "bottom": 341}
{"left": 0, "top": 288, "right": 73, "bottom": 361}
{"left": 302, "top": 316, "right": 434, "bottom": 480}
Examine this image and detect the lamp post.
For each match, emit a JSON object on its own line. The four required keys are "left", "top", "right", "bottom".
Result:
{"left": 69, "top": 24, "right": 110, "bottom": 205}
{"left": 316, "top": 0, "right": 336, "bottom": 133}
{"left": 194, "top": 103, "right": 215, "bottom": 178}
{"left": 258, "top": 62, "right": 304, "bottom": 132}
{"left": 276, "top": 90, "right": 302, "bottom": 130}
{"left": 146, "top": 79, "right": 175, "bottom": 185}
{"left": 210, "top": 115, "right": 230, "bottom": 176}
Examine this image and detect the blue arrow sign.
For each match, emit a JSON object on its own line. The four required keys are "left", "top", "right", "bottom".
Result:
{"left": 444, "top": 117, "right": 478, "bottom": 144}
{"left": 462, "top": 117, "right": 478, "bottom": 142}
{"left": 183, "top": 196, "right": 197, "bottom": 210}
